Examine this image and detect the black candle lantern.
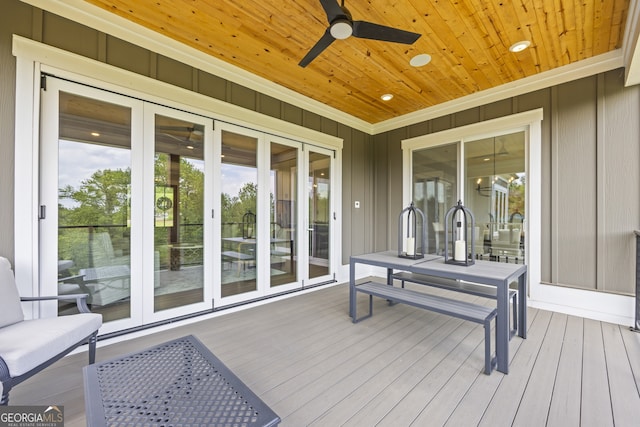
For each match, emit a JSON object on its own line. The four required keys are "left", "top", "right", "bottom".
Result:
{"left": 397, "top": 202, "right": 426, "bottom": 259}
{"left": 444, "top": 200, "right": 475, "bottom": 266}
{"left": 242, "top": 210, "right": 256, "bottom": 239}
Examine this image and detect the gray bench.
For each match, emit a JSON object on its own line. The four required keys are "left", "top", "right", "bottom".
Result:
{"left": 222, "top": 250, "right": 254, "bottom": 273}
{"left": 392, "top": 271, "right": 518, "bottom": 338}
{"left": 353, "top": 281, "right": 497, "bottom": 374}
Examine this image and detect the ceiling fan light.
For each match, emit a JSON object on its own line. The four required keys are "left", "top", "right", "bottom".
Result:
{"left": 410, "top": 53, "right": 431, "bottom": 67}
{"left": 330, "top": 20, "right": 353, "bottom": 39}
{"left": 509, "top": 40, "right": 531, "bottom": 53}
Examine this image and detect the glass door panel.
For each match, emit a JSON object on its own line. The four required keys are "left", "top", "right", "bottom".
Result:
{"left": 412, "top": 143, "right": 458, "bottom": 256}
{"left": 220, "top": 130, "right": 258, "bottom": 297}
{"left": 153, "top": 115, "right": 205, "bottom": 311}
{"left": 270, "top": 142, "right": 298, "bottom": 287}
{"left": 464, "top": 132, "right": 526, "bottom": 262}
{"left": 55, "top": 91, "right": 133, "bottom": 323}
{"left": 307, "top": 151, "right": 331, "bottom": 280}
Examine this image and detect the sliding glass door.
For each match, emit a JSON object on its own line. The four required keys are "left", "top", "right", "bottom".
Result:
{"left": 412, "top": 143, "right": 458, "bottom": 256}
{"left": 464, "top": 133, "right": 525, "bottom": 262}
{"left": 411, "top": 131, "right": 526, "bottom": 263}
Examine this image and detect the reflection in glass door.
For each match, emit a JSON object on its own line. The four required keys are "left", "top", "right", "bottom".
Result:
{"left": 464, "top": 133, "right": 525, "bottom": 263}
{"left": 307, "top": 150, "right": 332, "bottom": 280}
{"left": 410, "top": 132, "right": 526, "bottom": 263}
{"left": 220, "top": 130, "right": 259, "bottom": 298}
{"left": 270, "top": 141, "right": 298, "bottom": 288}
{"left": 41, "top": 85, "right": 139, "bottom": 329}
{"left": 412, "top": 143, "right": 458, "bottom": 255}
{"left": 152, "top": 114, "right": 205, "bottom": 312}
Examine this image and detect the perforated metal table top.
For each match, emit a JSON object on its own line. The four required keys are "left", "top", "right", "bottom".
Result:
{"left": 83, "top": 335, "right": 280, "bottom": 427}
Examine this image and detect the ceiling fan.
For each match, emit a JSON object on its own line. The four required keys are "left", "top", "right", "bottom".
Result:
{"left": 299, "top": 0, "right": 421, "bottom": 67}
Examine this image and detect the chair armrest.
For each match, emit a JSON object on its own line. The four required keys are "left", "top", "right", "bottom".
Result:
{"left": 21, "top": 294, "right": 92, "bottom": 313}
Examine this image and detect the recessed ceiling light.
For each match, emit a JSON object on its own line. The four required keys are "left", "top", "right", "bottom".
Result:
{"left": 509, "top": 40, "right": 531, "bottom": 53}
{"left": 410, "top": 53, "right": 432, "bottom": 67}
{"left": 91, "top": 132, "right": 100, "bottom": 137}
{"left": 381, "top": 94, "right": 393, "bottom": 101}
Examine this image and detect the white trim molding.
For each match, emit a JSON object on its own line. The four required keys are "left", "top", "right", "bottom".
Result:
{"left": 12, "top": 35, "right": 342, "bottom": 151}
{"left": 530, "top": 283, "right": 634, "bottom": 327}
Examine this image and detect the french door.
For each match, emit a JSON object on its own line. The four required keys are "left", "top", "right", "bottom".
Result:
{"left": 40, "top": 77, "right": 213, "bottom": 333}
{"left": 213, "top": 123, "right": 336, "bottom": 307}
{"left": 40, "top": 78, "right": 337, "bottom": 332}
{"left": 305, "top": 145, "right": 335, "bottom": 286}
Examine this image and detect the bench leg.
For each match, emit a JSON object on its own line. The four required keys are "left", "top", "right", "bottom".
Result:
{"left": 484, "top": 319, "right": 491, "bottom": 374}
{"left": 352, "top": 293, "right": 374, "bottom": 323}
{"left": 511, "top": 291, "right": 518, "bottom": 338}
{"left": 484, "top": 315, "right": 498, "bottom": 375}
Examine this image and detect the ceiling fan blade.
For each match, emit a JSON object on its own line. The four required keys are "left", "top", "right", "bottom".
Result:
{"left": 299, "top": 29, "right": 335, "bottom": 67}
{"left": 352, "top": 21, "right": 421, "bottom": 44}
{"left": 319, "top": 0, "right": 345, "bottom": 22}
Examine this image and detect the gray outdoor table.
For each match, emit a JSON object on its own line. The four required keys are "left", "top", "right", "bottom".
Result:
{"left": 349, "top": 251, "right": 527, "bottom": 374}
{"left": 83, "top": 335, "right": 280, "bottom": 427}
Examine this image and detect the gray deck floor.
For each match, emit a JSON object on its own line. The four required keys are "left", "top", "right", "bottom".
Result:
{"left": 10, "top": 282, "right": 640, "bottom": 426}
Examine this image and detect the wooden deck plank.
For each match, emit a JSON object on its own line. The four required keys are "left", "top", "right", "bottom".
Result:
{"left": 441, "top": 307, "right": 539, "bottom": 427}
{"left": 581, "top": 318, "right": 614, "bottom": 427}
{"left": 375, "top": 323, "right": 484, "bottom": 426}
{"left": 477, "top": 309, "right": 554, "bottom": 426}
{"left": 547, "top": 315, "right": 584, "bottom": 427}
{"left": 6, "top": 282, "right": 640, "bottom": 427}
{"left": 601, "top": 322, "right": 640, "bottom": 425}
{"left": 620, "top": 327, "right": 640, "bottom": 393}
{"left": 511, "top": 312, "right": 567, "bottom": 426}
{"left": 284, "top": 308, "right": 455, "bottom": 425}
{"left": 407, "top": 337, "right": 486, "bottom": 426}
{"left": 307, "top": 312, "right": 463, "bottom": 426}
{"left": 343, "top": 320, "right": 478, "bottom": 426}
{"left": 264, "top": 304, "right": 440, "bottom": 416}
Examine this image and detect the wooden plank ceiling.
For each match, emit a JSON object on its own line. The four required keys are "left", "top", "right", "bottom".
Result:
{"left": 83, "top": 0, "right": 629, "bottom": 124}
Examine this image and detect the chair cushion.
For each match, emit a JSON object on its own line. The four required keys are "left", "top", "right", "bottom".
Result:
{"left": 0, "top": 257, "right": 24, "bottom": 328}
{"left": 0, "top": 313, "right": 102, "bottom": 377}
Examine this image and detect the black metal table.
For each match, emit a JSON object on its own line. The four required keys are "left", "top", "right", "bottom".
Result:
{"left": 83, "top": 335, "right": 280, "bottom": 427}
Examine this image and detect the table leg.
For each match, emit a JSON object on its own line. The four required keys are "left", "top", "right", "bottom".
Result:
{"left": 349, "top": 258, "right": 356, "bottom": 319}
{"left": 518, "top": 273, "right": 527, "bottom": 338}
{"left": 496, "top": 283, "right": 509, "bottom": 374}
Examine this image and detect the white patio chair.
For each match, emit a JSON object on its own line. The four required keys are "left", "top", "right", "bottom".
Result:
{"left": 0, "top": 257, "right": 102, "bottom": 405}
